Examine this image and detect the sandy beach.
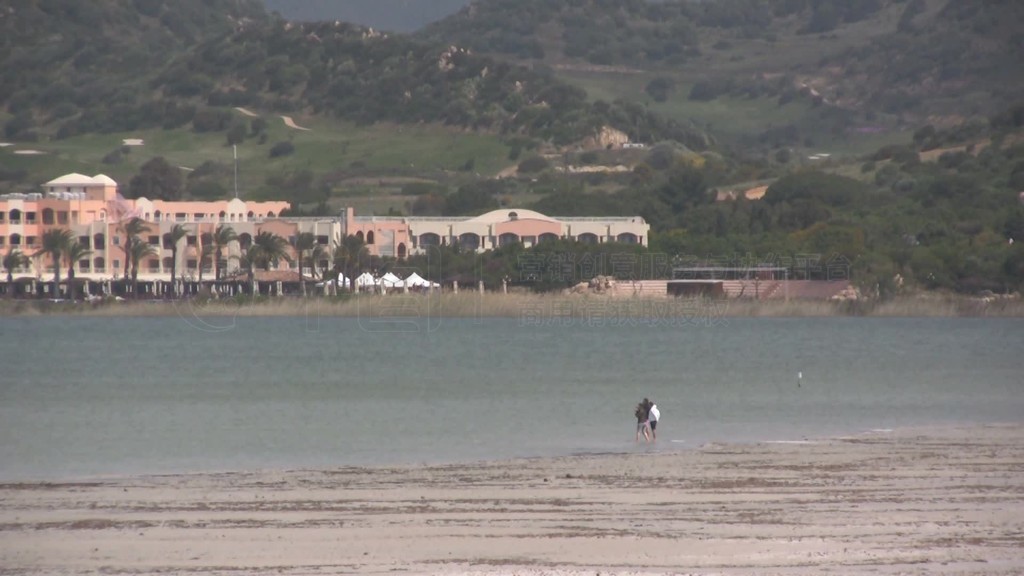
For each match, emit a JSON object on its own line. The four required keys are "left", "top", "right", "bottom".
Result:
{"left": 2, "top": 424, "right": 1022, "bottom": 576}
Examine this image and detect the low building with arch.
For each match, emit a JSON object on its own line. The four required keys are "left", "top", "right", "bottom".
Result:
{"left": 342, "top": 207, "right": 649, "bottom": 257}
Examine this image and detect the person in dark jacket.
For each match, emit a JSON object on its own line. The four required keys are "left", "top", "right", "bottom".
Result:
{"left": 635, "top": 399, "right": 651, "bottom": 442}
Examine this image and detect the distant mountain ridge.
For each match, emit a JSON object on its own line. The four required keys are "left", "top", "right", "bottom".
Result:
{"left": 420, "top": 0, "right": 1024, "bottom": 124}
{"left": 262, "top": 0, "right": 469, "bottom": 32}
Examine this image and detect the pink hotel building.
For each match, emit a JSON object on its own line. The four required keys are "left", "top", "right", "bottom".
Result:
{"left": 0, "top": 173, "right": 649, "bottom": 281}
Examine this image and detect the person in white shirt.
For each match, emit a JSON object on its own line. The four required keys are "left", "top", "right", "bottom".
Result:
{"left": 648, "top": 402, "right": 660, "bottom": 441}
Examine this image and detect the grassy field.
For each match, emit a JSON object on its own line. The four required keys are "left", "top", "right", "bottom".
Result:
{"left": 560, "top": 65, "right": 912, "bottom": 158}
{"left": 0, "top": 110, "right": 512, "bottom": 202}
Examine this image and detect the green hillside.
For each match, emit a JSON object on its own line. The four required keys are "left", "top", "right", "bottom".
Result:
{"left": 0, "top": 0, "right": 708, "bottom": 149}
{"left": 422, "top": 0, "right": 1024, "bottom": 152}
{"left": 0, "top": 0, "right": 268, "bottom": 132}
{"left": 0, "top": 111, "right": 512, "bottom": 212}
{"left": 0, "top": 0, "right": 704, "bottom": 207}
{"left": 262, "top": 0, "right": 469, "bottom": 32}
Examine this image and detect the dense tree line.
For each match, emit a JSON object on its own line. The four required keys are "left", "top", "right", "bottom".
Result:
{"left": 399, "top": 114, "right": 1024, "bottom": 295}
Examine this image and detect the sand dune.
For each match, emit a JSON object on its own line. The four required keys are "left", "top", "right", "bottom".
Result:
{"left": 1, "top": 424, "right": 1022, "bottom": 575}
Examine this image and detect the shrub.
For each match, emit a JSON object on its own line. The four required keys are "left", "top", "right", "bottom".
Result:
{"left": 517, "top": 155, "right": 550, "bottom": 173}
{"left": 188, "top": 180, "right": 227, "bottom": 200}
{"left": 226, "top": 122, "right": 247, "bottom": 146}
{"left": 52, "top": 102, "right": 79, "bottom": 119}
{"left": 192, "top": 108, "right": 233, "bottom": 133}
{"left": 56, "top": 121, "right": 79, "bottom": 140}
{"left": 3, "top": 114, "right": 33, "bottom": 139}
{"left": 645, "top": 77, "right": 675, "bottom": 103}
{"left": 102, "top": 149, "right": 123, "bottom": 165}
{"left": 269, "top": 141, "right": 295, "bottom": 158}
{"left": 250, "top": 117, "right": 267, "bottom": 136}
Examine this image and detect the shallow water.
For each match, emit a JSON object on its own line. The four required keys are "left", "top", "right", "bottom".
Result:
{"left": 1, "top": 315, "right": 1021, "bottom": 480}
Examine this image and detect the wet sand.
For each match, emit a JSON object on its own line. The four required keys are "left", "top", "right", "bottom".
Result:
{"left": 2, "top": 424, "right": 1022, "bottom": 575}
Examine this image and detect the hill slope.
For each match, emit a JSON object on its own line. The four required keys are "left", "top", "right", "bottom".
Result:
{"left": 0, "top": 0, "right": 268, "bottom": 138}
{"left": 0, "top": 0, "right": 709, "bottom": 151}
{"left": 421, "top": 0, "right": 1024, "bottom": 147}
{"left": 262, "top": 0, "right": 469, "bottom": 32}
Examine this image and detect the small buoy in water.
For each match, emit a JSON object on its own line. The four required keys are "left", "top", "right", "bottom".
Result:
{"left": 798, "top": 371, "right": 802, "bottom": 387}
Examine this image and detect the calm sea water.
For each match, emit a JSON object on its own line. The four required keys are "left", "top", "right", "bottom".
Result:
{"left": 1, "top": 313, "right": 1021, "bottom": 481}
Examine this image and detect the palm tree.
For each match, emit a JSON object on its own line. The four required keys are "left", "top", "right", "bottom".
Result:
{"left": 252, "top": 231, "right": 292, "bottom": 272}
{"left": 240, "top": 246, "right": 262, "bottom": 284}
{"left": 310, "top": 243, "right": 328, "bottom": 281}
{"left": 35, "top": 228, "right": 74, "bottom": 299}
{"left": 197, "top": 244, "right": 215, "bottom": 283}
{"left": 3, "top": 249, "right": 30, "bottom": 298}
{"left": 212, "top": 224, "right": 238, "bottom": 281}
{"left": 119, "top": 217, "right": 149, "bottom": 281}
{"left": 166, "top": 223, "right": 188, "bottom": 285}
{"left": 331, "top": 233, "right": 368, "bottom": 291}
{"left": 129, "top": 240, "right": 158, "bottom": 297}
{"left": 294, "top": 232, "right": 316, "bottom": 296}
{"left": 63, "top": 239, "right": 93, "bottom": 302}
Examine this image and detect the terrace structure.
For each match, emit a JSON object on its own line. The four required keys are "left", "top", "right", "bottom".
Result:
{"left": 669, "top": 266, "right": 854, "bottom": 300}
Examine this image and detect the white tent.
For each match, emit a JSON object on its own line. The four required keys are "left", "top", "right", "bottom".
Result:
{"left": 403, "top": 272, "right": 428, "bottom": 287}
{"left": 403, "top": 272, "right": 439, "bottom": 288}
{"left": 355, "top": 272, "right": 376, "bottom": 288}
{"left": 379, "top": 272, "right": 402, "bottom": 288}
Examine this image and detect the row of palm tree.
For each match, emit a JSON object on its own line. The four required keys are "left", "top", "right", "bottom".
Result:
{"left": 25, "top": 227, "right": 97, "bottom": 300}
{"left": 118, "top": 217, "right": 155, "bottom": 297}
{"left": 3, "top": 248, "right": 30, "bottom": 298}
{"left": 125, "top": 219, "right": 237, "bottom": 291}
{"left": 212, "top": 223, "right": 237, "bottom": 282}
{"left": 212, "top": 230, "right": 370, "bottom": 290}
{"left": 4, "top": 222, "right": 371, "bottom": 299}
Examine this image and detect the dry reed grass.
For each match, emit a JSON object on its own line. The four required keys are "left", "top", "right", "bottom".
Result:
{"left": 1, "top": 293, "right": 1022, "bottom": 319}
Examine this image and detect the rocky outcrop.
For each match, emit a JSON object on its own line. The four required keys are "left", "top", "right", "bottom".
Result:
{"left": 830, "top": 285, "right": 862, "bottom": 301}
{"left": 565, "top": 275, "right": 618, "bottom": 295}
{"left": 582, "top": 126, "right": 630, "bottom": 150}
